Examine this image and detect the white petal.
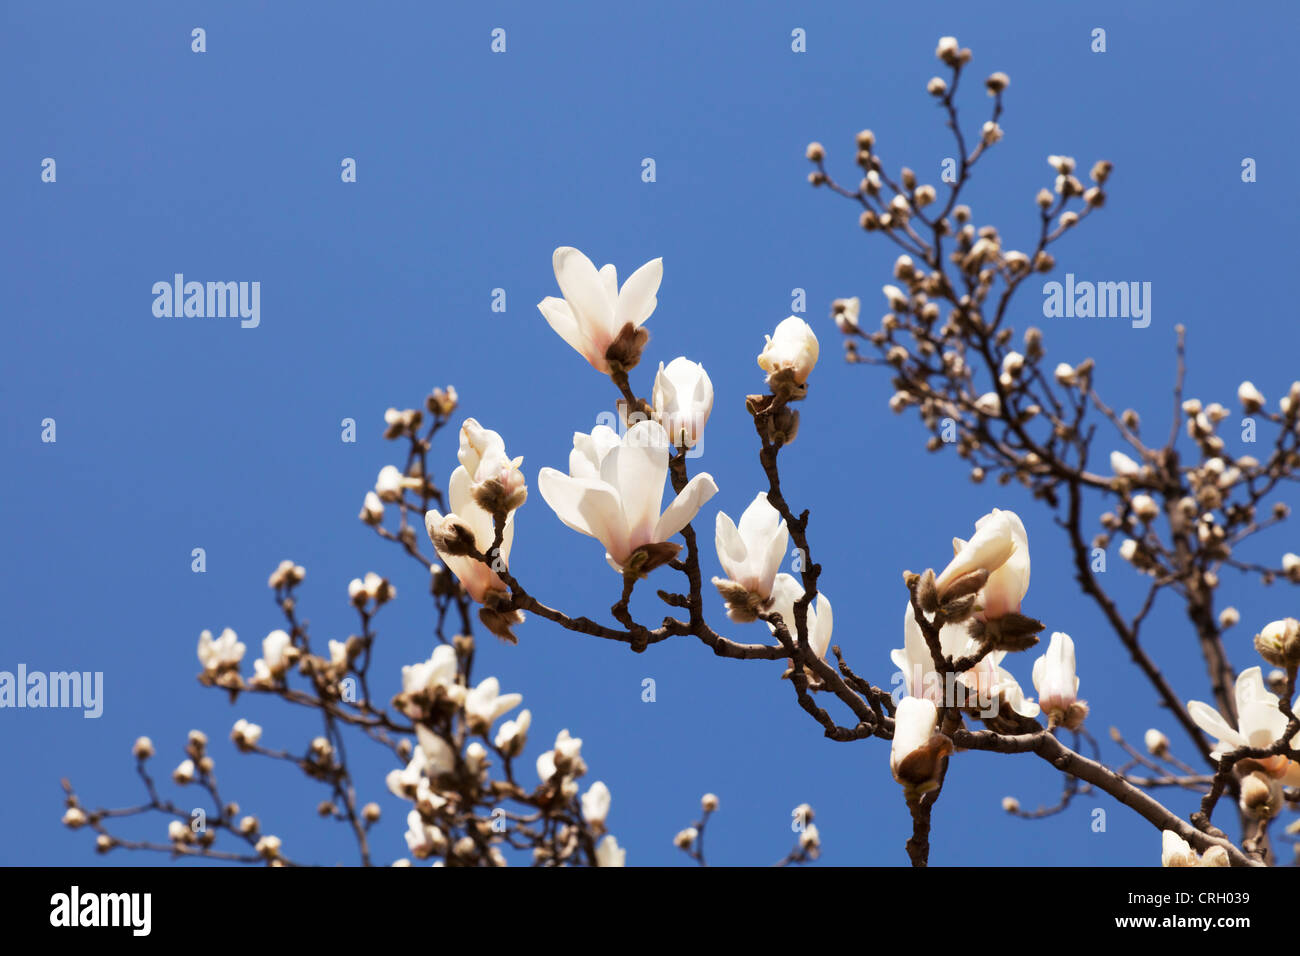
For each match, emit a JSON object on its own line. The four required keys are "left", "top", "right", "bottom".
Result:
{"left": 654, "top": 473, "right": 719, "bottom": 543}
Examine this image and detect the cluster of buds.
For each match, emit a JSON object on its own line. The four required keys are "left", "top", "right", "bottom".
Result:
{"left": 374, "top": 463, "right": 424, "bottom": 503}
{"left": 348, "top": 571, "right": 395, "bottom": 608}
{"left": 1161, "top": 831, "right": 1229, "bottom": 868}
{"left": 250, "top": 629, "right": 300, "bottom": 687}
{"left": 426, "top": 385, "right": 459, "bottom": 418}
{"left": 382, "top": 406, "right": 423, "bottom": 439}
{"left": 230, "top": 718, "right": 263, "bottom": 751}
{"left": 196, "top": 628, "right": 245, "bottom": 691}
{"left": 267, "top": 560, "right": 305, "bottom": 591}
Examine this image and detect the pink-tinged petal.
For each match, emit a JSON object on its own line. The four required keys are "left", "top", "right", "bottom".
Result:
{"left": 615, "top": 257, "right": 663, "bottom": 329}
{"left": 654, "top": 473, "right": 719, "bottom": 544}
{"left": 934, "top": 515, "right": 1016, "bottom": 594}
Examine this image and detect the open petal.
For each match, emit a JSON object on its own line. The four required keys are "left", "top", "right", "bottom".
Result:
{"left": 615, "top": 257, "right": 663, "bottom": 329}
{"left": 553, "top": 247, "right": 612, "bottom": 332}
{"left": 715, "top": 511, "right": 746, "bottom": 573}
{"left": 537, "top": 468, "right": 627, "bottom": 559}
{"left": 1235, "top": 666, "right": 1277, "bottom": 710}
{"left": 538, "top": 297, "right": 596, "bottom": 362}
{"left": 654, "top": 473, "right": 718, "bottom": 543}
{"left": 598, "top": 263, "right": 619, "bottom": 308}
{"left": 603, "top": 421, "right": 669, "bottom": 546}
{"left": 1187, "top": 700, "right": 1246, "bottom": 750}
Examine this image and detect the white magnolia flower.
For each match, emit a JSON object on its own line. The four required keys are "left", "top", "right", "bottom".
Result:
{"left": 494, "top": 708, "right": 532, "bottom": 757}
{"left": 328, "top": 639, "right": 349, "bottom": 670}
{"left": 890, "top": 697, "right": 952, "bottom": 794}
{"left": 254, "top": 629, "right": 293, "bottom": 681}
{"left": 375, "top": 464, "right": 417, "bottom": 502}
{"left": 1161, "top": 829, "right": 1228, "bottom": 868}
{"left": 404, "top": 809, "right": 447, "bottom": 860}
{"left": 933, "top": 508, "right": 1031, "bottom": 620}
{"left": 537, "top": 246, "right": 662, "bottom": 373}
{"left": 538, "top": 419, "right": 718, "bottom": 574}
{"left": 1032, "top": 632, "right": 1083, "bottom": 727}
{"left": 359, "top": 491, "right": 384, "bottom": 524}
{"left": 414, "top": 725, "right": 458, "bottom": 777}
{"left": 832, "top": 296, "right": 860, "bottom": 332}
{"left": 401, "top": 644, "right": 458, "bottom": 697}
{"left": 1188, "top": 667, "right": 1300, "bottom": 784}
{"left": 757, "top": 316, "right": 819, "bottom": 387}
{"left": 1238, "top": 380, "right": 1265, "bottom": 411}
{"left": 424, "top": 439, "right": 516, "bottom": 604}
{"left": 457, "top": 418, "right": 527, "bottom": 514}
{"left": 464, "top": 677, "right": 522, "bottom": 732}
{"left": 767, "top": 573, "right": 833, "bottom": 660}
{"left": 652, "top": 357, "right": 713, "bottom": 449}
{"left": 595, "top": 834, "right": 626, "bottom": 867}
{"left": 892, "top": 602, "right": 1040, "bottom": 719}
{"left": 582, "top": 781, "right": 612, "bottom": 827}
{"left": 231, "top": 718, "right": 263, "bottom": 748}
{"left": 197, "top": 628, "right": 245, "bottom": 673}
{"left": 537, "top": 729, "right": 586, "bottom": 783}
{"left": 714, "top": 493, "right": 789, "bottom": 601}
{"left": 1110, "top": 450, "right": 1141, "bottom": 477}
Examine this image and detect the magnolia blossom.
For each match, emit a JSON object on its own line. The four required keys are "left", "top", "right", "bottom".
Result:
{"left": 414, "top": 725, "right": 457, "bottom": 777}
{"left": 892, "top": 602, "right": 1040, "bottom": 719}
{"left": 713, "top": 493, "right": 789, "bottom": 604}
{"left": 494, "top": 709, "right": 532, "bottom": 757}
{"left": 375, "top": 465, "right": 419, "bottom": 502}
{"left": 1238, "top": 380, "right": 1265, "bottom": 411}
{"left": 1161, "top": 830, "right": 1228, "bottom": 868}
{"left": 933, "top": 508, "right": 1030, "bottom": 620}
{"left": 1032, "top": 632, "right": 1085, "bottom": 729}
{"left": 464, "top": 676, "right": 522, "bottom": 732}
{"left": 538, "top": 419, "right": 718, "bottom": 574}
{"left": 1187, "top": 667, "right": 1300, "bottom": 784}
{"left": 595, "top": 834, "right": 626, "bottom": 867}
{"left": 402, "top": 644, "right": 458, "bottom": 698}
{"left": 197, "top": 628, "right": 245, "bottom": 673}
{"left": 457, "top": 419, "right": 527, "bottom": 516}
{"left": 766, "top": 573, "right": 833, "bottom": 661}
{"left": 424, "top": 434, "right": 517, "bottom": 605}
{"left": 652, "top": 357, "right": 713, "bottom": 449}
{"left": 581, "top": 781, "right": 611, "bottom": 828}
{"left": 832, "top": 296, "right": 860, "bottom": 332}
{"left": 405, "top": 809, "right": 447, "bottom": 860}
{"left": 1110, "top": 450, "right": 1141, "bottom": 477}
{"left": 757, "top": 316, "right": 819, "bottom": 387}
{"left": 231, "top": 718, "right": 263, "bottom": 749}
{"left": 253, "top": 629, "right": 293, "bottom": 683}
{"left": 536, "top": 246, "right": 662, "bottom": 373}
{"left": 890, "top": 697, "right": 953, "bottom": 795}
{"left": 537, "top": 729, "right": 586, "bottom": 783}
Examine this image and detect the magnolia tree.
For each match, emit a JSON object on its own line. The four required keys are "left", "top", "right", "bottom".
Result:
{"left": 63, "top": 37, "right": 1300, "bottom": 867}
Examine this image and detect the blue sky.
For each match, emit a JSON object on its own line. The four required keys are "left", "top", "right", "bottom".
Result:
{"left": 3, "top": 1, "right": 1298, "bottom": 866}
